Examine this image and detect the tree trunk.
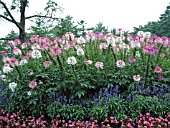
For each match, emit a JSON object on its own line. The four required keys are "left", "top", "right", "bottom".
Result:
{"left": 19, "top": 0, "right": 27, "bottom": 42}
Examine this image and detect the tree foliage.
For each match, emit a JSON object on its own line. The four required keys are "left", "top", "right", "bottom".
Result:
{"left": 133, "top": 3, "right": 170, "bottom": 37}
{"left": 0, "top": 0, "right": 62, "bottom": 42}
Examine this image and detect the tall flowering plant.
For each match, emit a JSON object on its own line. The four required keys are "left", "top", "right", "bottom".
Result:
{"left": 0, "top": 30, "right": 170, "bottom": 116}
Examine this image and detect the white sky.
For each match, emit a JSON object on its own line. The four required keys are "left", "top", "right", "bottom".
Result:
{"left": 0, "top": 0, "right": 169, "bottom": 38}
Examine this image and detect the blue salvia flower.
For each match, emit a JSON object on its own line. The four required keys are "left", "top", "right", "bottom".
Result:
{"left": 106, "top": 93, "right": 111, "bottom": 99}
{"left": 127, "top": 94, "right": 132, "bottom": 100}
{"left": 99, "top": 88, "right": 103, "bottom": 97}
{"left": 104, "top": 88, "right": 108, "bottom": 95}
{"left": 160, "top": 88, "right": 164, "bottom": 95}
{"left": 167, "top": 86, "right": 170, "bottom": 93}
{"left": 56, "top": 92, "right": 58, "bottom": 98}
{"left": 1, "top": 97, "right": 6, "bottom": 105}
{"left": 63, "top": 96, "right": 67, "bottom": 103}
{"left": 113, "top": 92, "right": 118, "bottom": 97}
{"left": 158, "top": 92, "right": 161, "bottom": 102}
{"left": 152, "top": 85, "right": 158, "bottom": 95}
{"left": 110, "top": 85, "right": 113, "bottom": 94}
{"left": 103, "top": 96, "right": 107, "bottom": 106}
{"left": 145, "top": 87, "right": 150, "bottom": 96}
{"left": 166, "top": 93, "right": 170, "bottom": 106}
{"left": 114, "top": 85, "right": 119, "bottom": 93}
{"left": 94, "top": 98, "right": 100, "bottom": 105}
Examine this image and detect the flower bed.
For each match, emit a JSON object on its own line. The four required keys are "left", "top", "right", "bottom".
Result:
{"left": 0, "top": 30, "right": 170, "bottom": 123}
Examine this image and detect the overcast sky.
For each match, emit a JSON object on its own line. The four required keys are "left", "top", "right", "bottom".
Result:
{"left": 0, "top": 0, "right": 169, "bottom": 38}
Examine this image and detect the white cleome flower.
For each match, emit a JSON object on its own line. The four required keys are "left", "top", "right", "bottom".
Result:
{"left": 19, "top": 59, "right": 28, "bottom": 66}
{"left": 3, "top": 66, "right": 13, "bottom": 73}
{"left": 0, "top": 75, "right": 6, "bottom": 81}
{"left": 77, "top": 48, "right": 84, "bottom": 56}
{"left": 107, "top": 37, "right": 116, "bottom": 47}
{"left": 77, "top": 36, "right": 86, "bottom": 44}
{"left": 31, "top": 50, "right": 42, "bottom": 59}
{"left": 116, "top": 60, "right": 125, "bottom": 68}
{"left": 67, "top": 56, "right": 77, "bottom": 65}
{"left": 9, "top": 82, "right": 17, "bottom": 92}
{"left": 137, "top": 31, "right": 144, "bottom": 36}
{"left": 144, "top": 32, "right": 151, "bottom": 38}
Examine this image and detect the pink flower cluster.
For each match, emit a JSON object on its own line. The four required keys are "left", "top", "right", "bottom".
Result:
{"left": 0, "top": 110, "right": 169, "bottom": 128}
{"left": 0, "top": 110, "right": 46, "bottom": 127}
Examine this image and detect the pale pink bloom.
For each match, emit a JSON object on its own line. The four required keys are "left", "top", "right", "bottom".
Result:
{"left": 13, "top": 39, "right": 21, "bottom": 45}
{"left": 43, "top": 61, "right": 52, "bottom": 68}
{"left": 95, "top": 62, "right": 104, "bottom": 69}
{"left": 99, "top": 43, "right": 108, "bottom": 50}
{"left": 27, "top": 50, "right": 33, "bottom": 57}
{"left": 29, "top": 72, "right": 33, "bottom": 75}
{"left": 31, "top": 43, "right": 40, "bottom": 50}
{"left": 133, "top": 75, "right": 141, "bottom": 82}
{"left": 84, "top": 60, "right": 92, "bottom": 65}
{"left": 116, "top": 60, "right": 125, "bottom": 68}
{"left": 54, "top": 37, "right": 62, "bottom": 44}
{"left": 131, "top": 41, "right": 141, "bottom": 48}
{"left": 13, "top": 47, "right": 22, "bottom": 55}
{"left": 2, "top": 57, "right": 10, "bottom": 63}
{"left": 64, "top": 42, "right": 71, "bottom": 50}
{"left": 22, "top": 56, "right": 30, "bottom": 60}
{"left": 50, "top": 46, "right": 62, "bottom": 56}
{"left": 30, "top": 35, "right": 39, "bottom": 42}
{"left": 160, "top": 53, "right": 165, "bottom": 57}
{"left": 9, "top": 58, "right": 19, "bottom": 67}
{"left": 154, "top": 66, "right": 163, "bottom": 73}
{"left": 28, "top": 81, "right": 37, "bottom": 89}
{"left": 21, "top": 42, "right": 29, "bottom": 49}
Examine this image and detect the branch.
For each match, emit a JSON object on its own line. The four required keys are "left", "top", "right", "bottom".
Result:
{"left": 0, "top": 38, "right": 15, "bottom": 40}
{"left": 0, "top": 14, "right": 14, "bottom": 23}
{"left": 25, "top": 15, "right": 59, "bottom": 20}
{"left": 0, "top": 0, "right": 22, "bottom": 30}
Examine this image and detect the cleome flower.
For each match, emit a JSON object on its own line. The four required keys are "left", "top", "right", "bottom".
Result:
{"left": 133, "top": 75, "right": 141, "bottom": 82}
{"left": 84, "top": 60, "right": 93, "bottom": 66}
{"left": 43, "top": 61, "right": 52, "bottom": 68}
{"left": 9, "top": 82, "right": 17, "bottom": 92}
{"left": 67, "top": 56, "right": 77, "bottom": 65}
{"left": 95, "top": 62, "right": 104, "bottom": 69}
{"left": 31, "top": 49, "right": 42, "bottom": 59}
{"left": 76, "top": 48, "right": 84, "bottom": 56}
{"left": 116, "top": 60, "right": 125, "bottom": 68}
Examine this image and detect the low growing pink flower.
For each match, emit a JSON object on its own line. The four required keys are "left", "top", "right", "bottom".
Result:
{"left": 154, "top": 66, "right": 163, "bottom": 73}
{"left": 28, "top": 81, "right": 37, "bottom": 89}
{"left": 129, "top": 57, "right": 136, "bottom": 63}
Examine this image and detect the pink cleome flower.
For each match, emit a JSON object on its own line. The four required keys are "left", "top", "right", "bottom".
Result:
{"left": 95, "top": 62, "right": 104, "bottom": 69}
{"left": 9, "top": 58, "right": 19, "bottom": 67}
{"left": 43, "top": 61, "right": 52, "bottom": 68}
{"left": 50, "top": 46, "right": 62, "bottom": 56}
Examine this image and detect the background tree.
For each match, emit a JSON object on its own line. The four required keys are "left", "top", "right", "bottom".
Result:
{"left": 0, "top": 0, "right": 62, "bottom": 42}
{"left": 93, "top": 22, "right": 109, "bottom": 34}
{"left": 133, "top": 2, "right": 170, "bottom": 37}
{"left": 50, "top": 15, "right": 78, "bottom": 37}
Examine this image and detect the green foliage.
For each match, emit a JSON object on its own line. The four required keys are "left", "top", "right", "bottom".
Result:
{"left": 133, "top": 3, "right": 170, "bottom": 37}
{"left": 93, "top": 22, "right": 109, "bottom": 34}
{"left": 50, "top": 15, "right": 77, "bottom": 37}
